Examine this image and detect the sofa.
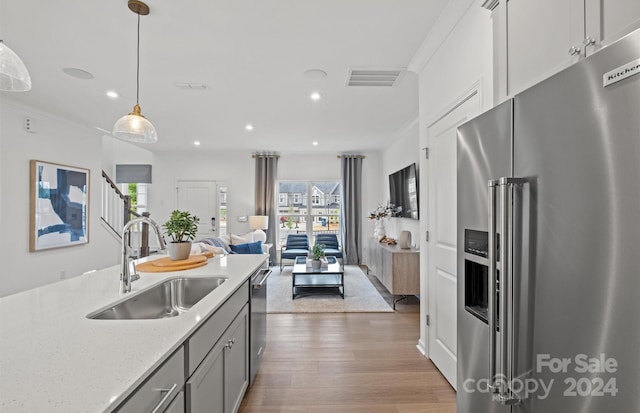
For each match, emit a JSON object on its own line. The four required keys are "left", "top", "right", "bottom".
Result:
{"left": 198, "top": 230, "right": 270, "bottom": 255}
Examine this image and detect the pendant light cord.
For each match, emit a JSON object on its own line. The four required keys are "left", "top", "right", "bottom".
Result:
{"left": 136, "top": 12, "right": 140, "bottom": 106}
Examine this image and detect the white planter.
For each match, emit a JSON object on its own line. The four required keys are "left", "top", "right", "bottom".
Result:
{"left": 167, "top": 241, "right": 192, "bottom": 260}
{"left": 311, "top": 259, "right": 322, "bottom": 270}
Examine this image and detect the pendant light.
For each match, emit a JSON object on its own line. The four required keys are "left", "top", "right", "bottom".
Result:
{"left": 0, "top": 40, "right": 32, "bottom": 92}
{"left": 112, "top": 0, "right": 157, "bottom": 143}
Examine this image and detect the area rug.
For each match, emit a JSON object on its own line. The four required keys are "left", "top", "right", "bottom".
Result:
{"left": 267, "top": 265, "right": 393, "bottom": 313}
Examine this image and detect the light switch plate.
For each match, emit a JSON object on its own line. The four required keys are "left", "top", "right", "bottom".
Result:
{"left": 238, "top": 215, "right": 247, "bottom": 222}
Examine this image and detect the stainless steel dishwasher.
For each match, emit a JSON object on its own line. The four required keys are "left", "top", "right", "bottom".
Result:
{"left": 249, "top": 266, "right": 271, "bottom": 384}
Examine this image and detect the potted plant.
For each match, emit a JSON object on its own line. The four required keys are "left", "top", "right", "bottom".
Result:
{"left": 311, "top": 243, "right": 325, "bottom": 270}
{"left": 163, "top": 210, "right": 200, "bottom": 260}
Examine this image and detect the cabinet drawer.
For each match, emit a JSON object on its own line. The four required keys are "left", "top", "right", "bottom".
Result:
{"left": 165, "top": 391, "right": 185, "bottom": 413}
{"left": 186, "top": 280, "right": 249, "bottom": 375}
{"left": 116, "top": 346, "right": 185, "bottom": 413}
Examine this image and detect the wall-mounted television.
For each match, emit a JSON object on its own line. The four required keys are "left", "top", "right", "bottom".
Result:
{"left": 388, "top": 163, "right": 419, "bottom": 220}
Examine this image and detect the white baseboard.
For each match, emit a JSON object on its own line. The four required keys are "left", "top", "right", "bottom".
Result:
{"left": 416, "top": 339, "right": 427, "bottom": 357}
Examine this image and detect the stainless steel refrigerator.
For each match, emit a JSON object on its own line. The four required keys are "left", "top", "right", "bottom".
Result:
{"left": 456, "top": 28, "right": 640, "bottom": 412}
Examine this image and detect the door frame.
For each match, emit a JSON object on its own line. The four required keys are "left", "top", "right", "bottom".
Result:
{"left": 419, "top": 81, "right": 483, "bottom": 388}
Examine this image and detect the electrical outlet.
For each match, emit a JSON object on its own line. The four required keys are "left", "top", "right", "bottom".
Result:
{"left": 24, "top": 117, "right": 36, "bottom": 133}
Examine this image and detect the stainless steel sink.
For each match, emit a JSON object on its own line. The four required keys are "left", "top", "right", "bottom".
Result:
{"left": 88, "top": 277, "right": 227, "bottom": 320}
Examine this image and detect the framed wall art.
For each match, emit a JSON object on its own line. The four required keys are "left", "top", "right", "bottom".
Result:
{"left": 29, "top": 160, "right": 90, "bottom": 251}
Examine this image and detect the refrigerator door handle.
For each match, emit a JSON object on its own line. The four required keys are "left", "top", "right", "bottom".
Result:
{"left": 497, "top": 177, "right": 526, "bottom": 406}
{"left": 487, "top": 179, "right": 499, "bottom": 393}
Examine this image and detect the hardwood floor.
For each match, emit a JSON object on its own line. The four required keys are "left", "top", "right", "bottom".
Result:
{"left": 240, "top": 277, "right": 457, "bottom": 413}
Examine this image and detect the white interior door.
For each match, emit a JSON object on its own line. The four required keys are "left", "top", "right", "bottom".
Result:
{"left": 426, "top": 91, "right": 480, "bottom": 388}
{"left": 177, "top": 181, "right": 218, "bottom": 240}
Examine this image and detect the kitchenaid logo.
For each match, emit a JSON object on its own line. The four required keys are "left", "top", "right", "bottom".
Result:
{"left": 603, "top": 59, "right": 640, "bottom": 87}
{"left": 462, "top": 353, "right": 619, "bottom": 400}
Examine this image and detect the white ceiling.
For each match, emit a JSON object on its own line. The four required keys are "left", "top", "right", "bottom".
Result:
{"left": 1, "top": 0, "right": 449, "bottom": 153}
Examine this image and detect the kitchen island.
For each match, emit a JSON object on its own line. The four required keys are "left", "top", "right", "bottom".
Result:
{"left": 0, "top": 254, "right": 266, "bottom": 412}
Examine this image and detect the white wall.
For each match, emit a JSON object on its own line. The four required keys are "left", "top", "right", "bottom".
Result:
{"left": 412, "top": 1, "right": 494, "bottom": 357}
{"left": 150, "top": 151, "right": 254, "bottom": 235}
{"left": 0, "top": 101, "right": 120, "bottom": 297}
{"left": 150, "top": 150, "right": 382, "bottom": 259}
{"left": 102, "top": 136, "right": 155, "bottom": 179}
{"left": 380, "top": 120, "right": 421, "bottom": 245}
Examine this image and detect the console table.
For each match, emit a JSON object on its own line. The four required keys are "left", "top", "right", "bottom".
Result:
{"left": 367, "top": 238, "right": 419, "bottom": 308}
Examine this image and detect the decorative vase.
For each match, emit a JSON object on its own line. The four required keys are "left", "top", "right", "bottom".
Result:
{"left": 311, "top": 259, "right": 322, "bottom": 270}
{"left": 399, "top": 230, "right": 412, "bottom": 249}
{"left": 374, "top": 219, "right": 386, "bottom": 240}
{"left": 167, "top": 241, "right": 192, "bottom": 260}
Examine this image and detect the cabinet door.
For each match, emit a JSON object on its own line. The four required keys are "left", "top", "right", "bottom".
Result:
{"left": 186, "top": 339, "right": 225, "bottom": 413}
{"left": 116, "top": 347, "right": 185, "bottom": 413}
{"left": 165, "top": 391, "right": 185, "bottom": 413}
{"left": 224, "top": 305, "right": 249, "bottom": 413}
{"left": 585, "top": 0, "right": 640, "bottom": 53}
{"left": 507, "top": 0, "right": 584, "bottom": 95}
{"left": 382, "top": 249, "right": 393, "bottom": 293}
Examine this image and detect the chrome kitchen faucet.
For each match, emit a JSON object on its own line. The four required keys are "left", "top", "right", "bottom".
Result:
{"left": 120, "top": 217, "right": 167, "bottom": 293}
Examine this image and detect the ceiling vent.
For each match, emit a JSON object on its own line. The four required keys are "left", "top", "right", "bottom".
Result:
{"left": 346, "top": 68, "right": 402, "bottom": 87}
{"left": 174, "top": 83, "right": 207, "bottom": 90}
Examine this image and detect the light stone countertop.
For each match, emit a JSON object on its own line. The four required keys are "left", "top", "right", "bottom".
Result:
{"left": 0, "top": 254, "right": 266, "bottom": 413}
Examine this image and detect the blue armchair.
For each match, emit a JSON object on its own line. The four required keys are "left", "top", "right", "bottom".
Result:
{"left": 315, "top": 233, "right": 342, "bottom": 264}
{"left": 280, "top": 234, "right": 310, "bottom": 270}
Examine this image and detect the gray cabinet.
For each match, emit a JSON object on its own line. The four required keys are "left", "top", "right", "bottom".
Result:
{"left": 223, "top": 305, "right": 249, "bottom": 413}
{"left": 116, "top": 347, "right": 185, "bottom": 413}
{"left": 116, "top": 280, "right": 251, "bottom": 413}
{"left": 185, "top": 281, "right": 250, "bottom": 413}
{"left": 186, "top": 305, "right": 249, "bottom": 413}
{"left": 165, "top": 392, "right": 185, "bottom": 413}
{"left": 186, "top": 338, "right": 225, "bottom": 413}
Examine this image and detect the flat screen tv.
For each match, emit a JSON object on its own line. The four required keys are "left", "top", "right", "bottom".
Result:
{"left": 388, "top": 163, "right": 419, "bottom": 220}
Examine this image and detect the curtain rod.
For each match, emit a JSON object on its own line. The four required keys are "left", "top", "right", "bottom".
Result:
{"left": 252, "top": 153, "right": 280, "bottom": 158}
{"left": 337, "top": 154, "right": 366, "bottom": 159}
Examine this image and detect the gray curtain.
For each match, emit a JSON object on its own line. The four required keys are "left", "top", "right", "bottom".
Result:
{"left": 340, "top": 155, "right": 363, "bottom": 265}
{"left": 254, "top": 154, "right": 279, "bottom": 265}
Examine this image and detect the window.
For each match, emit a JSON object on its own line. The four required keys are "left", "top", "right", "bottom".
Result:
{"left": 120, "top": 183, "right": 147, "bottom": 215}
{"left": 277, "top": 181, "right": 341, "bottom": 247}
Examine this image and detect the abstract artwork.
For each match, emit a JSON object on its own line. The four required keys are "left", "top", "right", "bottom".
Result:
{"left": 29, "top": 160, "right": 90, "bottom": 251}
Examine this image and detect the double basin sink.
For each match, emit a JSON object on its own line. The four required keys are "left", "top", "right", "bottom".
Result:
{"left": 87, "top": 277, "right": 227, "bottom": 320}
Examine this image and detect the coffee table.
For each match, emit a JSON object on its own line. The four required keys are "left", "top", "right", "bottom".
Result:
{"left": 291, "top": 256, "right": 344, "bottom": 299}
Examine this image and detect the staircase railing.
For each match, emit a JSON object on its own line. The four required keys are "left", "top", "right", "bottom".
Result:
{"left": 101, "top": 170, "right": 151, "bottom": 257}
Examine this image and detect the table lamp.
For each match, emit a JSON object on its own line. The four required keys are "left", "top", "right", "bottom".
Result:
{"left": 249, "top": 215, "right": 268, "bottom": 243}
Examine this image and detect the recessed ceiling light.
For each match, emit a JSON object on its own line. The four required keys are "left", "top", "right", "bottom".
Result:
{"left": 310, "top": 92, "right": 322, "bottom": 101}
{"left": 106, "top": 90, "right": 119, "bottom": 99}
{"left": 245, "top": 124, "right": 254, "bottom": 131}
{"left": 312, "top": 141, "right": 319, "bottom": 146}
{"left": 193, "top": 141, "right": 201, "bottom": 146}
{"left": 62, "top": 67, "right": 94, "bottom": 80}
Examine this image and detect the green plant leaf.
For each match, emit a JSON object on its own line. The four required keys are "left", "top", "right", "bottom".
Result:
{"left": 163, "top": 210, "right": 200, "bottom": 242}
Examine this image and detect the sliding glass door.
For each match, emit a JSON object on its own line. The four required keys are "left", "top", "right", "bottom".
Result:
{"left": 277, "top": 181, "right": 341, "bottom": 249}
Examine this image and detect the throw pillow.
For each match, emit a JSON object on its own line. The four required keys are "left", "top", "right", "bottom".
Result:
{"left": 230, "top": 233, "right": 251, "bottom": 245}
{"left": 229, "top": 240, "right": 263, "bottom": 254}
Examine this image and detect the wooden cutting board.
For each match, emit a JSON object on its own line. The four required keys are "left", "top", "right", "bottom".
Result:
{"left": 136, "top": 254, "right": 211, "bottom": 273}
{"left": 150, "top": 255, "right": 207, "bottom": 267}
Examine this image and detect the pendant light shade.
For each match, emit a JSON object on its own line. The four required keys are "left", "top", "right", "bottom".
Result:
{"left": 113, "top": 104, "right": 158, "bottom": 143}
{"left": 0, "top": 41, "right": 32, "bottom": 92}
{"left": 112, "top": 0, "right": 157, "bottom": 143}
